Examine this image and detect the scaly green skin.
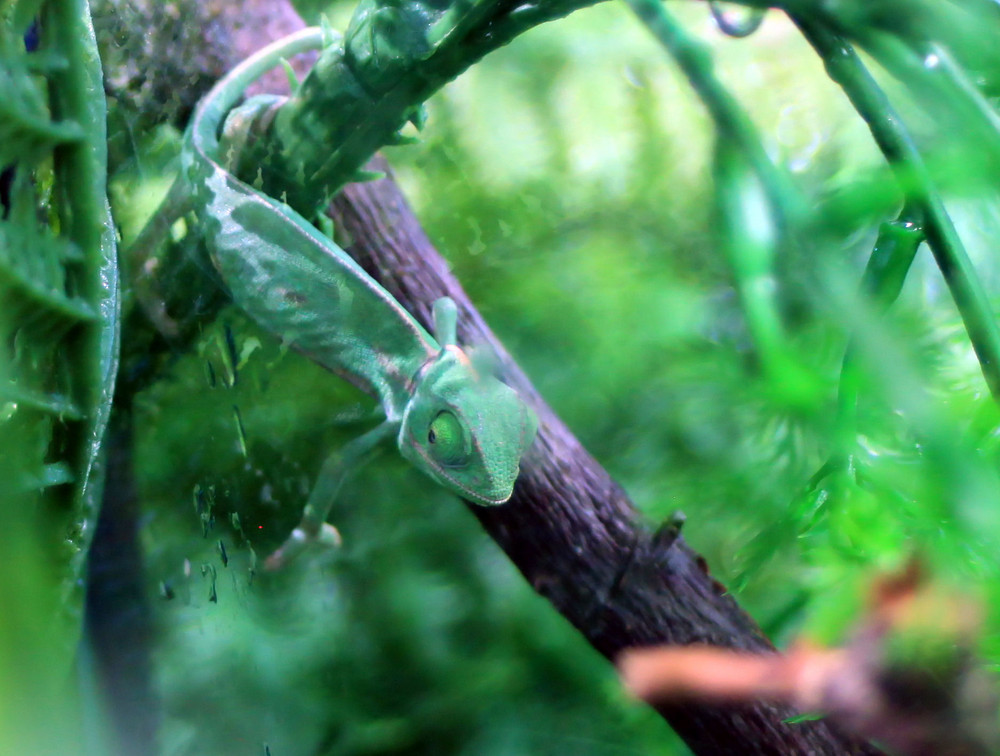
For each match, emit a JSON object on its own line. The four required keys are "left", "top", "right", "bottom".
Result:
{"left": 135, "top": 28, "right": 537, "bottom": 567}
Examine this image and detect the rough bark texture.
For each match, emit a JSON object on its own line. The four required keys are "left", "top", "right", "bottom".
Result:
{"left": 330, "top": 157, "right": 882, "bottom": 755}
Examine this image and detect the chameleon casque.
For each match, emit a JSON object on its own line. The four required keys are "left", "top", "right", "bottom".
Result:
{"left": 133, "top": 28, "right": 538, "bottom": 568}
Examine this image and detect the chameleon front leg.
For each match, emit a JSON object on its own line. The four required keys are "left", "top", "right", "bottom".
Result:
{"left": 128, "top": 178, "right": 197, "bottom": 338}
{"left": 264, "top": 419, "right": 399, "bottom": 570}
{"left": 433, "top": 296, "right": 458, "bottom": 346}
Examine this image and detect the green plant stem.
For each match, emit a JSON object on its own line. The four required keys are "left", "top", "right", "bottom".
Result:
{"left": 43, "top": 0, "right": 120, "bottom": 636}
{"left": 625, "top": 0, "right": 806, "bottom": 232}
{"left": 836, "top": 209, "right": 924, "bottom": 447}
{"left": 855, "top": 34, "right": 1000, "bottom": 178}
{"left": 857, "top": 209, "right": 925, "bottom": 311}
{"left": 794, "top": 17, "right": 1000, "bottom": 406}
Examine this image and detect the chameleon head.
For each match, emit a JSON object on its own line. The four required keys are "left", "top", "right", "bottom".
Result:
{"left": 399, "top": 347, "right": 537, "bottom": 505}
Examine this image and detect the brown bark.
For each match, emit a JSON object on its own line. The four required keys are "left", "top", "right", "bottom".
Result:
{"left": 329, "top": 156, "right": 883, "bottom": 755}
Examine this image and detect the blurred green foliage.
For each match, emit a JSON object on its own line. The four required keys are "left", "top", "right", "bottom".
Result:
{"left": 9, "top": 0, "right": 1000, "bottom": 753}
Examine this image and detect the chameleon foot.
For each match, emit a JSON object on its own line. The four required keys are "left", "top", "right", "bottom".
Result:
{"left": 264, "top": 521, "right": 342, "bottom": 571}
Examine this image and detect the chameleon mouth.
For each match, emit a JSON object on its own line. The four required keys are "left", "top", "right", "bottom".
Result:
{"left": 407, "top": 430, "right": 512, "bottom": 506}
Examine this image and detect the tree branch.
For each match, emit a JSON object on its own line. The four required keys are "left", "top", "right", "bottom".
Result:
{"left": 329, "top": 156, "right": 881, "bottom": 755}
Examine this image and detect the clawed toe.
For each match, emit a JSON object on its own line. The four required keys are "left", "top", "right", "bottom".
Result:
{"left": 263, "top": 522, "right": 342, "bottom": 571}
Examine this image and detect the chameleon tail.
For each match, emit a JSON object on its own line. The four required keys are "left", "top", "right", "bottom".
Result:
{"left": 187, "top": 27, "right": 328, "bottom": 165}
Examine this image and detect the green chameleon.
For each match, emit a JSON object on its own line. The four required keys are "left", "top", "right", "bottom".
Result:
{"left": 132, "top": 28, "right": 537, "bottom": 568}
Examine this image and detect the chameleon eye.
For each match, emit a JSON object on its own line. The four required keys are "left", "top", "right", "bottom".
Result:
{"left": 427, "top": 411, "right": 467, "bottom": 466}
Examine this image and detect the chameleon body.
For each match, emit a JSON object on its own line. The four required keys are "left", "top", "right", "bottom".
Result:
{"left": 135, "top": 28, "right": 537, "bottom": 566}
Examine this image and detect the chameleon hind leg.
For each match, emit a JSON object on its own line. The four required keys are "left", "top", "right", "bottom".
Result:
{"left": 264, "top": 420, "right": 398, "bottom": 570}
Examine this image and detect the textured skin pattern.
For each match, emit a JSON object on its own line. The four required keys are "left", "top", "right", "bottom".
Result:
{"left": 170, "top": 29, "right": 536, "bottom": 526}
